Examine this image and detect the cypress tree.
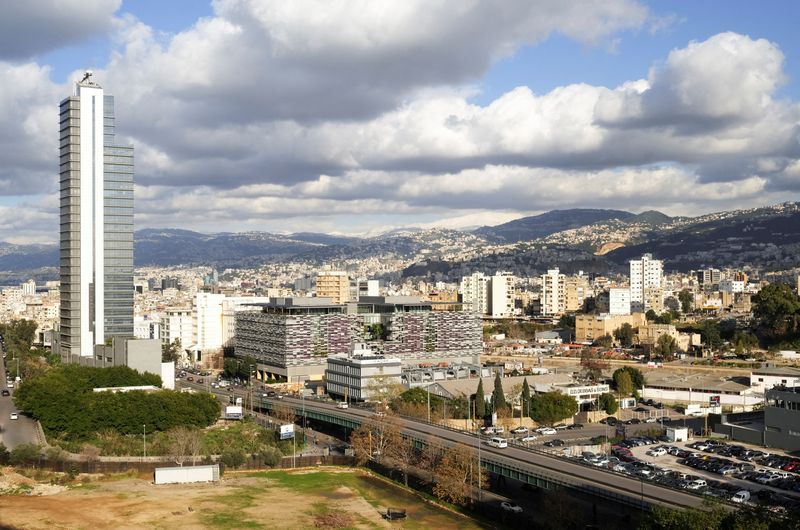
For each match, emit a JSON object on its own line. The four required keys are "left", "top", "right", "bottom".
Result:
{"left": 492, "top": 372, "right": 507, "bottom": 412}
{"left": 475, "top": 378, "right": 486, "bottom": 418}
{"left": 522, "top": 378, "right": 531, "bottom": 418}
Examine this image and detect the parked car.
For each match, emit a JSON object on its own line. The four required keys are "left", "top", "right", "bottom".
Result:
{"left": 336, "top": 402, "right": 349, "bottom": 409}
{"left": 511, "top": 426, "right": 529, "bottom": 435}
{"left": 731, "top": 490, "right": 751, "bottom": 503}
{"left": 1, "top": 389, "right": 9, "bottom": 396}
{"left": 538, "top": 427, "right": 557, "bottom": 435}
{"left": 647, "top": 448, "right": 667, "bottom": 457}
{"left": 568, "top": 423, "right": 584, "bottom": 430}
{"left": 520, "top": 435, "right": 538, "bottom": 443}
{"left": 9, "top": 412, "right": 18, "bottom": 420}
{"left": 500, "top": 501, "right": 523, "bottom": 513}
{"left": 544, "top": 439, "right": 564, "bottom": 447}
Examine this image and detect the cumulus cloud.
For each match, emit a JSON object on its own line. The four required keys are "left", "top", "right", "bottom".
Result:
{"left": 0, "top": 2, "right": 799, "bottom": 242}
{"left": 0, "top": 0, "right": 121, "bottom": 60}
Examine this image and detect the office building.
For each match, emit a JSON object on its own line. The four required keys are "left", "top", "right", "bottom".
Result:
{"left": 316, "top": 271, "right": 350, "bottom": 304}
{"left": 235, "top": 296, "right": 481, "bottom": 380}
{"left": 629, "top": 254, "right": 663, "bottom": 312}
{"left": 697, "top": 268, "right": 721, "bottom": 287}
{"left": 59, "top": 72, "right": 134, "bottom": 358}
{"left": 326, "top": 343, "right": 402, "bottom": 401}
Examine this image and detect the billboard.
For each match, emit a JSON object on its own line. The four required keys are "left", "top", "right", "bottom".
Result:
{"left": 280, "top": 424, "right": 295, "bottom": 440}
{"left": 709, "top": 395, "right": 720, "bottom": 406}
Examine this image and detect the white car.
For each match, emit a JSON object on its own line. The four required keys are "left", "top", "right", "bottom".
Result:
{"left": 9, "top": 412, "right": 18, "bottom": 420}
{"left": 511, "top": 426, "right": 529, "bottom": 435}
{"left": 644, "top": 417, "right": 657, "bottom": 423}
{"left": 647, "top": 448, "right": 667, "bottom": 457}
{"left": 494, "top": 426, "right": 505, "bottom": 434}
{"left": 500, "top": 502, "right": 523, "bottom": 514}
{"left": 520, "top": 435, "right": 538, "bottom": 443}
{"left": 538, "top": 427, "right": 557, "bottom": 435}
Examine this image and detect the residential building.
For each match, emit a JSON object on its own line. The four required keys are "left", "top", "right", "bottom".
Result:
{"left": 326, "top": 343, "right": 402, "bottom": 401}
{"left": 719, "top": 279, "right": 745, "bottom": 293}
{"left": 58, "top": 72, "right": 134, "bottom": 359}
{"left": 541, "top": 268, "right": 565, "bottom": 315}
{"left": 608, "top": 287, "right": 631, "bottom": 315}
{"left": 20, "top": 280, "right": 36, "bottom": 296}
{"left": 564, "top": 274, "right": 589, "bottom": 312}
{"left": 697, "top": 268, "right": 721, "bottom": 287}
{"left": 489, "top": 271, "right": 515, "bottom": 318}
{"left": 629, "top": 254, "right": 663, "bottom": 312}
{"left": 638, "top": 323, "right": 679, "bottom": 346}
{"left": 160, "top": 308, "right": 193, "bottom": 349}
{"left": 459, "top": 272, "right": 489, "bottom": 314}
{"left": 195, "top": 292, "right": 225, "bottom": 351}
{"left": 316, "top": 271, "right": 350, "bottom": 304}
{"left": 575, "top": 313, "right": 647, "bottom": 343}
{"left": 357, "top": 279, "right": 379, "bottom": 299}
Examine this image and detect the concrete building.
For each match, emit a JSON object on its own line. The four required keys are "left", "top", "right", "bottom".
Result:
{"left": 763, "top": 386, "right": 800, "bottom": 451}
{"left": 719, "top": 279, "right": 745, "bottom": 294}
{"left": 235, "top": 296, "right": 482, "bottom": 381}
{"left": 160, "top": 308, "right": 194, "bottom": 349}
{"left": 459, "top": 272, "right": 489, "bottom": 314}
{"left": 638, "top": 323, "right": 679, "bottom": 346}
{"left": 489, "top": 271, "right": 515, "bottom": 318}
{"left": 195, "top": 292, "right": 225, "bottom": 351}
{"left": 316, "top": 271, "right": 350, "bottom": 304}
{"left": 629, "top": 254, "right": 663, "bottom": 313}
{"left": 564, "top": 274, "right": 589, "bottom": 313}
{"left": 58, "top": 72, "right": 134, "bottom": 359}
{"left": 21, "top": 280, "right": 36, "bottom": 296}
{"left": 575, "top": 313, "right": 647, "bottom": 343}
{"left": 541, "top": 268, "right": 565, "bottom": 315}
{"left": 357, "top": 279, "right": 380, "bottom": 299}
{"left": 326, "top": 343, "right": 402, "bottom": 401}
{"left": 608, "top": 287, "right": 631, "bottom": 315}
{"left": 750, "top": 366, "right": 800, "bottom": 394}
{"left": 697, "top": 268, "right": 721, "bottom": 287}
{"left": 641, "top": 371, "right": 761, "bottom": 411}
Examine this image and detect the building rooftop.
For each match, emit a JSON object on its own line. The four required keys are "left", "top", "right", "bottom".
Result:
{"left": 429, "top": 373, "right": 574, "bottom": 399}
{"left": 751, "top": 366, "right": 800, "bottom": 377}
{"left": 644, "top": 371, "right": 751, "bottom": 393}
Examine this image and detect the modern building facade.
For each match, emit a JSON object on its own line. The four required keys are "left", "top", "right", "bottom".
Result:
{"left": 489, "top": 271, "right": 515, "bottom": 318}
{"left": 235, "top": 296, "right": 482, "bottom": 380}
{"left": 541, "top": 268, "right": 566, "bottom": 315}
{"left": 326, "top": 343, "right": 402, "bottom": 401}
{"left": 608, "top": 287, "right": 631, "bottom": 315}
{"left": 459, "top": 272, "right": 489, "bottom": 314}
{"left": 59, "top": 72, "right": 134, "bottom": 359}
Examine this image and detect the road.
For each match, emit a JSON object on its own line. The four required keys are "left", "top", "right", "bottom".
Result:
{"left": 177, "top": 379, "right": 707, "bottom": 508}
{"left": 0, "top": 350, "right": 40, "bottom": 450}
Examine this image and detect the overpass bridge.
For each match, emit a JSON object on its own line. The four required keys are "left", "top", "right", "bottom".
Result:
{"left": 259, "top": 396, "right": 707, "bottom": 511}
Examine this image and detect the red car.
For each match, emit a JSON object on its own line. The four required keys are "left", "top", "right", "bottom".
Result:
{"left": 781, "top": 461, "right": 800, "bottom": 472}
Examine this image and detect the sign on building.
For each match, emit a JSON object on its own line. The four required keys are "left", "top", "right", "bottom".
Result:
{"left": 709, "top": 395, "right": 720, "bottom": 406}
{"left": 280, "top": 423, "right": 295, "bottom": 440}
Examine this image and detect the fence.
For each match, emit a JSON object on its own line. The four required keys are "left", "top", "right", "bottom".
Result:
{"left": 18, "top": 454, "right": 355, "bottom": 475}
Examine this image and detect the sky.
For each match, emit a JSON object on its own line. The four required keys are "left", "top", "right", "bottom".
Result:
{"left": 0, "top": 0, "right": 799, "bottom": 243}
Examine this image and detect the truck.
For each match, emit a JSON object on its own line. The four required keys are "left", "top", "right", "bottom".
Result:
{"left": 224, "top": 405, "right": 243, "bottom": 420}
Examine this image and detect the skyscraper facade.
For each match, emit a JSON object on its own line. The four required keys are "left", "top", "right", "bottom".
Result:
{"left": 59, "top": 73, "right": 134, "bottom": 358}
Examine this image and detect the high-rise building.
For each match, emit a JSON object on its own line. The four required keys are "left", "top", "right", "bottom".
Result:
{"left": 460, "top": 272, "right": 489, "bottom": 314}
{"left": 564, "top": 274, "right": 589, "bottom": 312}
{"left": 489, "top": 271, "right": 515, "bottom": 318}
{"left": 541, "top": 268, "right": 566, "bottom": 315}
{"left": 316, "top": 271, "right": 350, "bottom": 304}
{"left": 608, "top": 287, "right": 631, "bottom": 315}
{"left": 59, "top": 72, "right": 134, "bottom": 358}
{"left": 629, "top": 254, "right": 663, "bottom": 312}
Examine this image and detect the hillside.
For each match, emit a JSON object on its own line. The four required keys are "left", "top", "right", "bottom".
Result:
{"left": 473, "top": 208, "right": 634, "bottom": 243}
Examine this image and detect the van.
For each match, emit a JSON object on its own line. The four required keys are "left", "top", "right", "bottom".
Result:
{"left": 336, "top": 402, "right": 349, "bottom": 409}
{"left": 486, "top": 437, "right": 508, "bottom": 449}
{"left": 731, "top": 490, "right": 751, "bottom": 503}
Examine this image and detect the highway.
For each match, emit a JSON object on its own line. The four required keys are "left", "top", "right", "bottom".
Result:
{"left": 178, "top": 379, "right": 706, "bottom": 509}
{"left": 269, "top": 395, "right": 707, "bottom": 510}
{"left": 0, "top": 350, "right": 40, "bottom": 450}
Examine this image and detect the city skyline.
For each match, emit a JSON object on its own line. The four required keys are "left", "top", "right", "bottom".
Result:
{"left": 1, "top": 1, "right": 799, "bottom": 243}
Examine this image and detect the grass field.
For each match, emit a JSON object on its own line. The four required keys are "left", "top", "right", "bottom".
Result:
{"left": 0, "top": 467, "right": 487, "bottom": 529}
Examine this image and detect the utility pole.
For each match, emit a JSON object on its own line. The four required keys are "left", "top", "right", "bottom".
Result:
{"left": 477, "top": 425, "right": 482, "bottom": 502}
{"left": 143, "top": 424, "right": 147, "bottom": 461}
{"left": 427, "top": 386, "right": 431, "bottom": 423}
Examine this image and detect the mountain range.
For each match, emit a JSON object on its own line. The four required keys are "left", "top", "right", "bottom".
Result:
{"left": 1, "top": 202, "right": 799, "bottom": 281}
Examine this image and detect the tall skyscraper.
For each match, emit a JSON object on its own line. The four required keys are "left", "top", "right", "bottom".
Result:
{"left": 59, "top": 72, "right": 134, "bottom": 358}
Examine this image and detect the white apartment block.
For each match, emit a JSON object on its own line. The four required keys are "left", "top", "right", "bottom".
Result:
{"left": 195, "top": 292, "right": 225, "bottom": 351}
{"left": 541, "top": 268, "right": 566, "bottom": 315}
{"left": 719, "top": 280, "right": 745, "bottom": 293}
{"left": 460, "top": 272, "right": 489, "bottom": 314}
{"left": 21, "top": 280, "right": 36, "bottom": 296}
{"left": 489, "top": 271, "right": 515, "bottom": 318}
{"left": 357, "top": 279, "right": 379, "bottom": 299}
{"left": 629, "top": 254, "right": 663, "bottom": 312}
{"left": 160, "top": 308, "right": 194, "bottom": 348}
{"left": 609, "top": 287, "right": 631, "bottom": 315}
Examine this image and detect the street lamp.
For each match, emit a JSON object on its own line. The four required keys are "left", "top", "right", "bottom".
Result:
{"left": 143, "top": 424, "right": 147, "bottom": 461}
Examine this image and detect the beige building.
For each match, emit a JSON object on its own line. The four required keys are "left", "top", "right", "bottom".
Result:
{"left": 643, "top": 286, "right": 664, "bottom": 314}
{"left": 575, "top": 313, "right": 647, "bottom": 343}
{"left": 316, "top": 271, "right": 350, "bottom": 304}
{"left": 564, "top": 275, "right": 589, "bottom": 312}
{"left": 638, "top": 323, "right": 679, "bottom": 345}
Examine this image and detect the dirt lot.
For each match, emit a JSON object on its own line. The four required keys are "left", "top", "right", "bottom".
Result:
{"left": 0, "top": 467, "right": 484, "bottom": 530}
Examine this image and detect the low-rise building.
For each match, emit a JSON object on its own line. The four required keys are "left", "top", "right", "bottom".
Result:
{"left": 642, "top": 371, "right": 761, "bottom": 411}
{"left": 575, "top": 312, "right": 647, "bottom": 343}
{"left": 750, "top": 366, "right": 800, "bottom": 394}
{"left": 326, "top": 344, "right": 401, "bottom": 402}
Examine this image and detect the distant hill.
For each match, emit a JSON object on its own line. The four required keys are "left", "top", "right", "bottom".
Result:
{"left": 473, "top": 209, "right": 634, "bottom": 243}
{"left": 626, "top": 210, "right": 672, "bottom": 226}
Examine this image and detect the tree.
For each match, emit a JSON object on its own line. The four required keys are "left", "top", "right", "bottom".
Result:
{"left": 614, "top": 371, "right": 634, "bottom": 397}
{"left": 611, "top": 366, "right": 645, "bottom": 390}
{"left": 753, "top": 283, "right": 800, "bottom": 334}
{"left": 349, "top": 416, "right": 402, "bottom": 465}
{"left": 521, "top": 378, "right": 531, "bottom": 418}
{"left": 529, "top": 392, "right": 578, "bottom": 425}
{"left": 270, "top": 403, "right": 297, "bottom": 426}
{"left": 432, "top": 444, "right": 485, "bottom": 506}
{"left": 580, "top": 355, "right": 609, "bottom": 382}
{"left": 168, "top": 426, "right": 197, "bottom": 466}
{"left": 9, "top": 443, "right": 40, "bottom": 466}
{"left": 598, "top": 393, "right": 618, "bottom": 415}
{"left": 221, "top": 447, "right": 246, "bottom": 469}
{"left": 592, "top": 334, "right": 613, "bottom": 348}
{"left": 419, "top": 436, "right": 446, "bottom": 484}
{"left": 474, "top": 378, "right": 486, "bottom": 419}
{"left": 557, "top": 314, "right": 575, "bottom": 330}
{"left": 654, "top": 334, "right": 678, "bottom": 360}
{"left": 386, "top": 432, "right": 416, "bottom": 487}
{"left": 0, "top": 443, "right": 9, "bottom": 465}
{"left": 645, "top": 309, "right": 657, "bottom": 321}
{"left": 491, "top": 372, "right": 507, "bottom": 413}
{"left": 258, "top": 446, "right": 283, "bottom": 467}
{"left": 701, "top": 319, "right": 723, "bottom": 350}
{"left": 733, "top": 332, "right": 759, "bottom": 355}
{"left": 161, "top": 338, "right": 181, "bottom": 363}
{"left": 678, "top": 289, "right": 694, "bottom": 314}
{"left": 613, "top": 323, "right": 634, "bottom": 348}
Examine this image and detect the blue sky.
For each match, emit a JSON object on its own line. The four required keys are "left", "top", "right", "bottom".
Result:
{"left": 0, "top": 1, "right": 799, "bottom": 241}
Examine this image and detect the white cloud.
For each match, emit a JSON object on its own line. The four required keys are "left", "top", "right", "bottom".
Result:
{"left": 0, "top": 0, "right": 121, "bottom": 60}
